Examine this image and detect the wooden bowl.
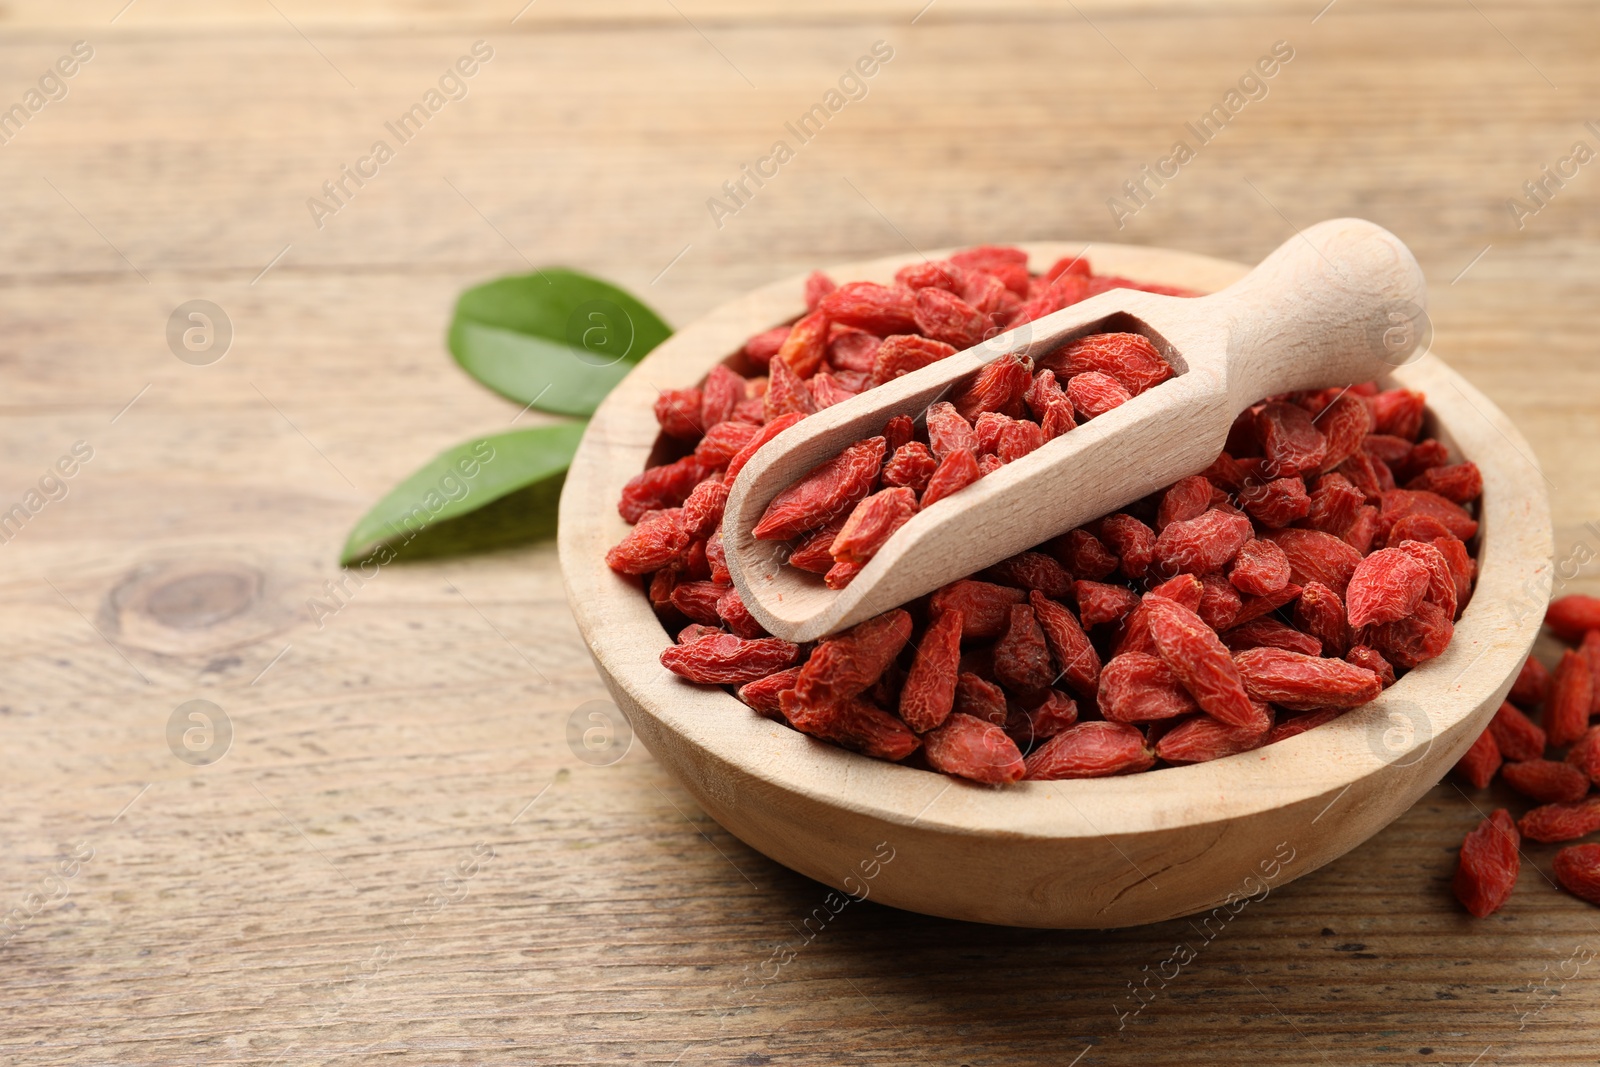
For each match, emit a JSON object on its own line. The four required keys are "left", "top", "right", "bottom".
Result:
{"left": 557, "top": 241, "right": 1553, "bottom": 928}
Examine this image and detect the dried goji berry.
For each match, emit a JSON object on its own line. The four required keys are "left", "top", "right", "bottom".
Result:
{"left": 1148, "top": 573, "right": 1204, "bottom": 612}
{"left": 953, "top": 353, "right": 1032, "bottom": 420}
{"left": 1005, "top": 688, "right": 1080, "bottom": 748}
{"left": 1022, "top": 721, "right": 1155, "bottom": 780}
{"left": 1377, "top": 489, "right": 1478, "bottom": 543}
{"left": 715, "top": 587, "right": 766, "bottom": 639}
{"left": 830, "top": 487, "right": 919, "bottom": 566}
{"left": 1051, "top": 528, "right": 1120, "bottom": 580}
{"left": 1256, "top": 401, "right": 1328, "bottom": 477}
{"left": 1066, "top": 371, "right": 1132, "bottom": 420}
{"left": 607, "top": 507, "right": 693, "bottom": 575}
{"left": 764, "top": 354, "right": 818, "bottom": 422}
{"left": 1371, "top": 388, "right": 1426, "bottom": 439}
{"left": 1567, "top": 727, "right": 1600, "bottom": 786}
{"left": 912, "top": 287, "right": 987, "bottom": 350}
{"left": 1265, "top": 706, "right": 1346, "bottom": 744}
{"left": 669, "top": 580, "right": 727, "bottom": 625}
{"left": 994, "top": 603, "right": 1055, "bottom": 694}
{"left": 1553, "top": 844, "right": 1600, "bottom": 905}
{"left": 1098, "top": 652, "right": 1198, "bottom": 722}
{"left": 1157, "top": 475, "right": 1214, "bottom": 530}
{"left": 1197, "top": 572, "right": 1243, "bottom": 632}
{"left": 1293, "top": 581, "right": 1348, "bottom": 657}
{"left": 1520, "top": 798, "right": 1600, "bottom": 843}
{"left": 899, "top": 609, "right": 963, "bottom": 733}
{"left": 954, "top": 671, "right": 1008, "bottom": 725}
{"left": 931, "top": 579, "right": 1026, "bottom": 639}
{"left": 1232, "top": 647, "right": 1381, "bottom": 709}
{"left": 1223, "top": 618, "right": 1323, "bottom": 657}
{"left": 699, "top": 364, "right": 746, "bottom": 429}
{"left": 985, "top": 552, "right": 1075, "bottom": 599}
{"left": 743, "top": 326, "right": 790, "bottom": 367}
{"left": 1099, "top": 512, "right": 1157, "bottom": 580}
{"left": 1228, "top": 537, "right": 1292, "bottom": 596}
{"left": 1231, "top": 582, "right": 1303, "bottom": 628}
{"left": 881, "top": 441, "right": 938, "bottom": 497}
{"left": 1453, "top": 727, "right": 1502, "bottom": 789}
{"left": 780, "top": 691, "right": 920, "bottom": 761}
{"left": 1075, "top": 580, "right": 1141, "bottom": 628}
{"left": 694, "top": 420, "right": 761, "bottom": 470}
{"left": 1430, "top": 535, "right": 1476, "bottom": 615}
{"left": 923, "top": 713, "right": 1026, "bottom": 784}
{"left": 787, "top": 520, "right": 845, "bottom": 573}
{"left": 1547, "top": 648, "right": 1594, "bottom": 748}
{"left": 1238, "top": 476, "right": 1311, "bottom": 528}
{"left": 1345, "top": 547, "right": 1431, "bottom": 628}
{"left": 1452, "top": 809, "right": 1519, "bottom": 917}
{"left": 1028, "top": 590, "right": 1101, "bottom": 697}
{"left": 754, "top": 436, "right": 885, "bottom": 541}
{"left": 1266, "top": 528, "right": 1364, "bottom": 596}
{"left": 818, "top": 281, "right": 918, "bottom": 335}
{"left": 1393, "top": 538, "right": 1458, "bottom": 619}
{"left": 1145, "top": 596, "right": 1259, "bottom": 727}
{"left": 804, "top": 270, "right": 837, "bottom": 310}
{"left": 680, "top": 475, "right": 730, "bottom": 539}
{"left": 661, "top": 631, "right": 801, "bottom": 685}
{"left": 1501, "top": 759, "right": 1590, "bottom": 805}
{"left": 655, "top": 387, "right": 704, "bottom": 440}
{"left": 870, "top": 334, "right": 957, "bottom": 386}
{"left": 924, "top": 401, "right": 977, "bottom": 459}
{"left": 1482, "top": 703, "right": 1545, "bottom": 766}
{"left": 1154, "top": 508, "right": 1254, "bottom": 576}
{"left": 1156, "top": 712, "right": 1272, "bottom": 764}
{"left": 792, "top": 609, "right": 912, "bottom": 706}
{"left": 737, "top": 667, "right": 801, "bottom": 719}
{"left": 618, "top": 455, "right": 706, "bottom": 524}
{"left": 1345, "top": 644, "right": 1395, "bottom": 687}
{"left": 724, "top": 412, "right": 803, "bottom": 482}
{"left": 808, "top": 372, "right": 857, "bottom": 409}
{"left": 921, "top": 447, "right": 981, "bottom": 507}
{"left": 1361, "top": 598, "right": 1453, "bottom": 669}
{"left": 1547, "top": 595, "right": 1600, "bottom": 642}
{"left": 1042, "top": 332, "right": 1172, "bottom": 395}
{"left": 1316, "top": 392, "right": 1376, "bottom": 471}
{"left": 1405, "top": 461, "right": 1482, "bottom": 504}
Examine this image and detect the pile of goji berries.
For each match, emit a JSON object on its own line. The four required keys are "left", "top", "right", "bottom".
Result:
{"left": 1451, "top": 594, "right": 1600, "bottom": 914}
{"left": 607, "top": 247, "right": 1482, "bottom": 790}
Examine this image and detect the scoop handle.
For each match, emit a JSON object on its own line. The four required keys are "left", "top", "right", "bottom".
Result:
{"left": 1192, "top": 217, "right": 1429, "bottom": 407}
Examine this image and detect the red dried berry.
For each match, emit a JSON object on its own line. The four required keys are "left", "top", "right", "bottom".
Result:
{"left": 1547, "top": 649, "right": 1595, "bottom": 748}
{"left": 930, "top": 580, "right": 1026, "bottom": 640}
{"left": 1157, "top": 475, "right": 1214, "bottom": 530}
{"left": 723, "top": 412, "right": 802, "bottom": 482}
{"left": 655, "top": 387, "right": 704, "bottom": 440}
{"left": 764, "top": 354, "right": 818, "bottom": 422}
{"left": 694, "top": 420, "right": 761, "bottom": 470}
{"left": 1229, "top": 537, "right": 1292, "bottom": 596}
{"left": 953, "top": 353, "right": 1032, "bottom": 420}
{"left": 899, "top": 609, "right": 964, "bottom": 733}
{"left": 1156, "top": 713, "right": 1272, "bottom": 764}
{"left": 743, "top": 326, "right": 790, "bottom": 367}
{"left": 1197, "top": 572, "right": 1243, "bottom": 632}
{"left": 737, "top": 667, "right": 801, "bottom": 719}
{"left": 607, "top": 508, "right": 693, "bottom": 575}
{"left": 882, "top": 441, "right": 938, "bottom": 496}
{"left": 1346, "top": 547, "right": 1431, "bottom": 628}
{"left": 871, "top": 334, "right": 957, "bottom": 387}
{"left": 1371, "top": 388, "right": 1426, "bottom": 439}
{"left": 1231, "top": 582, "right": 1303, "bottom": 628}
{"left": 912, "top": 287, "right": 987, "bottom": 350}
{"left": 1005, "top": 689, "right": 1080, "bottom": 748}
{"left": 1483, "top": 700, "right": 1545, "bottom": 763}
{"left": 1345, "top": 644, "right": 1396, "bottom": 687}
{"left": 1051, "top": 528, "right": 1120, "bottom": 580}
{"left": 1362, "top": 598, "right": 1454, "bottom": 669}
{"left": 1098, "top": 652, "right": 1199, "bottom": 722}
{"left": 1316, "top": 393, "right": 1376, "bottom": 471}
{"left": 618, "top": 455, "right": 706, "bottom": 524}
{"left": 1266, "top": 528, "right": 1364, "bottom": 597}
{"left": 661, "top": 631, "right": 801, "bottom": 685}
{"left": 1520, "top": 798, "right": 1600, "bottom": 843}
{"left": 1256, "top": 401, "right": 1328, "bottom": 477}
{"left": 1223, "top": 618, "right": 1323, "bottom": 657}
{"left": 792, "top": 610, "right": 912, "bottom": 706}
{"left": 1023, "top": 721, "right": 1155, "bottom": 780}
{"left": 954, "top": 671, "right": 1009, "bottom": 725}
{"left": 1148, "top": 573, "right": 1203, "bottom": 612}
{"left": 1154, "top": 508, "right": 1254, "bottom": 576}
{"left": 787, "top": 520, "right": 845, "bottom": 573}
{"left": 921, "top": 447, "right": 982, "bottom": 508}
{"left": 1266, "top": 706, "right": 1346, "bottom": 744}
{"left": 1066, "top": 371, "right": 1132, "bottom": 420}
{"left": 1232, "top": 645, "right": 1384, "bottom": 709}
{"left": 1553, "top": 844, "right": 1600, "bottom": 905}
{"left": 1406, "top": 461, "right": 1483, "bottom": 504}
{"left": 1547, "top": 595, "right": 1600, "bottom": 642}
{"left": 754, "top": 436, "right": 885, "bottom": 541}
{"left": 923, "top": 713, "right": 1026, "bottom": 784}
{"left": 1567, "top": 727, "right": 1600, "bottom": 786}
{"left": 680, "top": 475, "right": 730, "bottom": 539}
{"left": 1145, "top": 596, "right": 1259, "bottom": 728}
{"left": 669, "top": 580, "right": 726, "bottom": 625}
{"left": 1377, "top": 489, "right": 1478, "bottom": 543}
{"left": 1028, "top": 590, "right": 1101, "bottom": 697}
{"left": 1293, "top": 581, "right": 1348, "bottom": 657}
{"left": 818, "top": 281, "right": 918, "bottom": 335}
{"left": 1239, "top": 476, "right": 1312, "bottom": 528}
{"left": 1042, "top": 332, "right": 1172, "bottom": 395}
{"left": 1452, "top": 809, "right": 1519, "bottom": 917}
{"left": 1454, "top": 728, "right": 1502, "bottom": 789}
{"left": 716, "top": 587, "right": 766, "bottom": 640}
{"left": 831, "top": 487, "right": 919, "bottom": 566}
{"left": 1075, "top": 580, "right": 1142, "bottom": 628}
{"left": 780, "top": 691, "right": 920, "bottom": 761}
{"left": 994, "top": 604, "right": 1055, "bottom": 694}
{"left": 1099, "top": 512, "right": 1157, "bottom": 580}
{"left": 924, "top": 401, "right": 977, "bottom": 459}
{"left": 986, "top": 552, "right": 1075, "bottom": 599}
{"left": 1501, "top": 759, "right": 1590, "bottom": 805}
{"left": 804, "top": 270, "right": 837, "bottom": 310}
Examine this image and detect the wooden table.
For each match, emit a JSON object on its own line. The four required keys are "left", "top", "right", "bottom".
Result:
{"left": 1, "top": 1, "right": 1596, "bottom": 1063}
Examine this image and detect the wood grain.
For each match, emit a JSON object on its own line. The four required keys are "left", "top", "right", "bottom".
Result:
{"left": 0, "top": 0, "right": 1596, "bottom": 1062}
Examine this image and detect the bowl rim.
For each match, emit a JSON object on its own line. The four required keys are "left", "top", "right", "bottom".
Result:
{"left": 558, "top": 240, "right": 1553, "bottom": 842}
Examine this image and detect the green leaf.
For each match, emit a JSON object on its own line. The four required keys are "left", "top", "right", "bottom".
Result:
{"left": 341, "top": 423, "right": 587, "bottom": 564}
{"left": 448, "top": 268, "right": 673, "bottom": 417}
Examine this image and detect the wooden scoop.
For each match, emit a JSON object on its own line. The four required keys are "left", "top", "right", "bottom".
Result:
{"left": 723, "top": 218, "right": 1428, "bottom": 643}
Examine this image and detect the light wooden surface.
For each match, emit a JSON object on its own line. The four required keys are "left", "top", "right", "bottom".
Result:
{"left": 722, "top": 221, "right": 1429, "bottom": 640}
{"left": 1, "top": 0, "right": 1596, "bottom": 1062}
{"left": 564, "top": 238, "right": 1549, "bottom": 928}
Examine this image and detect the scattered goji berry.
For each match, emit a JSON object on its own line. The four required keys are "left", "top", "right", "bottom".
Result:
{"left": 1520, "top": 799, "right": 1600, "bottom": 843}
{"left": 1547, "top": 595, "right": 1600, "bottom": 643}
{"left": 1023, "top": 721, "right": 1155, "bottom": 779}
{"left": 1553, "top": 844, "right": 1600, "bottom": 905}
{"left": 660, "top": 631, "right": 801, "bottom": 685}
{"left": 920, "top": 447, "right": 981, "bottom": 507}
{"left": 1547, "top": 649, "right": 1595, "bottom": 748}
{"left": 1454, "top": 727, "right": 1502, "bottom": 789}
{"left": 1028, "top": 590, "right": 1101, "bottom": 697}
{"left": 1501, "top": 759, "right": 1591, "bottom": 805}
{"left": 830, "top": 487, "right": 919, "bottom": 567}
{"left": 923, "top": 713, "right": 1026, "bottom": 784}
{"left": 1453, "top": 809, "right": 1519, "bottom": 917}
